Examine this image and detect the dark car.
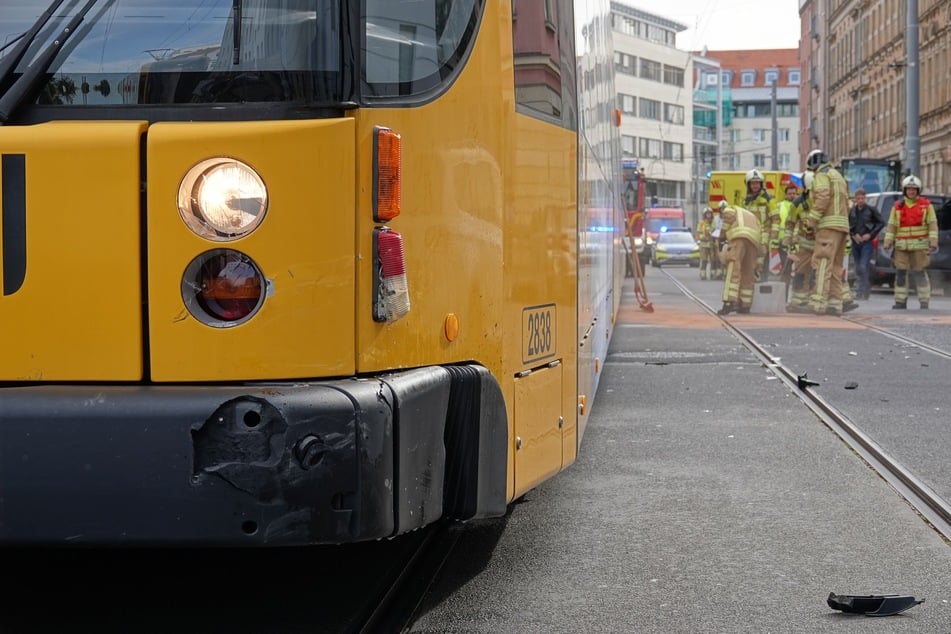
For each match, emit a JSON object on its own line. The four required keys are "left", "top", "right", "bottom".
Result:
{"left": 651, "top": 228, "right": 700, "bottom": 267}
{"left": 859, "top": 192, "right": 951, "bottom": 287}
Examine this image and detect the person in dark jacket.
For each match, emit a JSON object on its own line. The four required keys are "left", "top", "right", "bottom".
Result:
{"left": 848, "top": 188, "right": 886, "bottom": 300}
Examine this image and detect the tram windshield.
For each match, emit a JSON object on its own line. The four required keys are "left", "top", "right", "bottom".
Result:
{"left": 0, "top": 0, "right": 481, "bottom": 111}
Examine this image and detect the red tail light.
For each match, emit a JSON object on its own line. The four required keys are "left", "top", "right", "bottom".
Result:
{"left": 373, "top": 228, "right": 410, "bottom": 322}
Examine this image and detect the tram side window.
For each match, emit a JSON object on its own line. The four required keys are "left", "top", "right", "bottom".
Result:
{"left": 364, "top": 0, "right": 482, "bottom": 98}
{"left": 511, "top": 0, "right": 578, "bottom": 130}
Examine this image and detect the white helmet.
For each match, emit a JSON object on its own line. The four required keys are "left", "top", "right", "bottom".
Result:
{"left": 901, "top": 174, "right": 922, "bottom": 192}
{"left": 744, "top": 168, "right": 764, "bottom": 185}
{"left": 805, "top": 149, "right": 827, "bottom": 170}
{"left": 803, "top": 171, "right": 814, "bottom": 190}
{"left": 718, "top": 200, "right": 728, "bottom": 211}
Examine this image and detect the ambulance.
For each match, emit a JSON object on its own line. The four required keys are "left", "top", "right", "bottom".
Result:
{"left": 707, "top": 170, "right": 798, "bottom": 209}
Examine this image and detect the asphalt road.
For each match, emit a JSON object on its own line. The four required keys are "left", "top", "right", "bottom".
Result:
{"left": 410, "top": 268, "right": 951, "bottom": 633}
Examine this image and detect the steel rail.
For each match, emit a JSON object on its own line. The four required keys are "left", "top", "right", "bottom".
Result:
{"left": 667, "top": 275, "right": 951, "bottom": 542}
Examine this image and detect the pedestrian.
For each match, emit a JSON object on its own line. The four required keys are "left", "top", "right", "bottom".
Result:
{"left": 848, "top": 188, "right": 885, "bottom": 300}
{"left": 716, "top": 203, "right": 761, "bottom": 315}
{"left": 743, "top": 169, "right": 780, "bottom": 280}
{"left": 697, "top": 208, "right": 715, "bottom": 280}
{"left": 802, "top": 149, "right": 850, "bottom": 315}
{"left": 882, "top": 175, "right": 938, "bottom": 310}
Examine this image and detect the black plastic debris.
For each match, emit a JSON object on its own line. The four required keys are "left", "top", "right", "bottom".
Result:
{"left": 844, "top": 382, "right": 858, "bottom": 390}
{"left": 827, "top": 592, "right": 924, "bottom": 617}
{"left": 797, "top": 373, "right": 820, "bottom": 390}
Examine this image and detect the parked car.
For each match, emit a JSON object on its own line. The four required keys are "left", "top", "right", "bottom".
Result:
{"left": 860, "top": 192, "right": 951, "bottom": 287}
{"left": 651, "top": 228, "right": 700, "bottom": 267}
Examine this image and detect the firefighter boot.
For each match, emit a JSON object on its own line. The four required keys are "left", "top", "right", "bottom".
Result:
{"left": 717, "top": 301, "right": 736, "bottom": 315}
{"left": 892, "top": 300, "right": 907, "bottom": 310}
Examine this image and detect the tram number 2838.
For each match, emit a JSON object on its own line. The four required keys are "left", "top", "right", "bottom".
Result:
{"left": 522, "top": 304, "right": 556, "bottom": 364}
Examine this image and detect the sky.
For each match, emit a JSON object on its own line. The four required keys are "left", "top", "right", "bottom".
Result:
{"left": 645, "top": 0, "right": 802, "bottom": 52}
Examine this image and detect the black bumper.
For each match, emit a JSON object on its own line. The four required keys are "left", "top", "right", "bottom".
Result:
{"left": 0, "top": 366, "right": 507, "bottom": 545}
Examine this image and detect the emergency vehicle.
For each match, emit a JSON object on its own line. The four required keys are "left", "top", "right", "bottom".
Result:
{"left": 707, "top": 171, "right": 797, "bottom": 209}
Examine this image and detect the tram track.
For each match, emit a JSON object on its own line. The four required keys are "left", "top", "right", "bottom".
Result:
{"left": 667, "top": 274, "right": 951, "bottom": 543}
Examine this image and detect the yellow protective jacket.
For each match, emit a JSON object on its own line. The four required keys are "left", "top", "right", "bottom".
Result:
{"left": 883, "top": 196, "right": 938, "bottom": 251}
{"left": 720, "top": 205, "right": 761, "bottom": 248}
{"left": 744, "top": 189, "right": 780, "bottom": 244}
{"left": 697, "top": 218, "right": 713, "bottom": 247}
{"left": 784, "top": 199, "right": 814, "bottom": 252}
{"left": 806, "top": 164, "right": 849, "bottom": 233}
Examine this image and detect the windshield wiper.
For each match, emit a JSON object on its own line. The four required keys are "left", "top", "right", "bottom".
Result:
{"left": 0, "top": 0, "right": 68, "bottom": 88}
{"left": 0, "top": 0, "right": 99, "bottom": 124}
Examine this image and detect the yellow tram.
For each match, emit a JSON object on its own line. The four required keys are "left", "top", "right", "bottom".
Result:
{"left": 0, "top": 0, "right": 623, "bottom": 544}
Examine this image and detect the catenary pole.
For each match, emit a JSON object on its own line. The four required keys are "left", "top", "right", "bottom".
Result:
{"left": 904, "top": 0, "right": 920, "bottom": 176}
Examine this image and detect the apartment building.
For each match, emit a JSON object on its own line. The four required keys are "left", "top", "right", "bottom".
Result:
{"left": 695, "top": 49, "right": 802, "bottom": 174}
{"left": 800, "top": 0, "right": 951, "bottom": 193}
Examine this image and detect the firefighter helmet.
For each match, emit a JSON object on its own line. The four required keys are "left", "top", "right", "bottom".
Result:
{"left": 744, "top": 169, "right": 764, "bottom": 185}
{"left": 901, "top": 174, "right": 922, "bottom": 192}
{"left": 718, "top": 200, "right": 728, "bottom": 211}
{"left": 805, "top": 149, "right": 827, "bottom": 170}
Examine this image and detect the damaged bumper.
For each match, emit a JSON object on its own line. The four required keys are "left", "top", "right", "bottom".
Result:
{"left": 0, "top": 365, "right": 507, "bottom": 546}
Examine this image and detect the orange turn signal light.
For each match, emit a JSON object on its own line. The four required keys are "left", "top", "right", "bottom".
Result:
{"left": 373, "top": 127, "right": 401, "bottom": 222}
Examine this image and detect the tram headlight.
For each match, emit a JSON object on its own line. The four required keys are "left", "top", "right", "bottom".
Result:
{"left": 178, "top": 158, "right": 268, "bottom": 241}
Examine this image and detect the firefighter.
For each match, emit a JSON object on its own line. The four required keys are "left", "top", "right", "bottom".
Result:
{"left": 716, "top": 203, "right": 761, "bottom": 315}
{"left": 882, "top": 174, "right": 938, "bottom": 309}
{"left": 743, "top": 169, "right": 780, "bottom": 280}
{"left": 711, "top": 201, "right": 726, "bottom": 279}
{"left": 802, "top": 149, "right": 850, "bottom": 315}
{"left": 784, "top": 175, "right": 815, "bottom": 312}
{"left": 697, "top": 208, "right": 715, "bottom": 280}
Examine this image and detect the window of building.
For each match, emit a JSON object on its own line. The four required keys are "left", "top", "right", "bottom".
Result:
{"left": 788, "top": 68, "right": 801, "bottom": 85}
{"left": 622, "top": 135, "right": 636, "bottom": 156}
{"left": 753, "top": 154, "right": 766, "bottom": 167}
{"left": 639, "top": 137, "right": 662, "bottom": 158}
{"left": 614, "top": 52, "right": 636, "bottom": 75}
{"left": 662, "top": 141, "right": 683, "bottom": 161}
{"left": 779, "top": 128, "right": 790, "bottom": 142}
{"left": 752, "top": 128, "right": 767, "bottom": 143}
{"left": 618, "top": 93, "right": 635, "bottom": 114}
{"left": 764, "top": 69, "right": 779, "bottom": 85}
{"left": 740, "top": 70, "right": 756, "bottom": 86}
{"left": 730, "top": 129, "right": 741, "bottom": 143}
{"left": 663, "top": 64, "right": 684, "bottom": 87}
{"left": 639, "top": 97, "right": 660, "bottom": 120}
{"left": 778, "top": 153, "right": 790, "bottom": 169}
{"left": 721, "top": 70, "right": 732, "bottom": 85}
{"left": 639, "top": 58, "right": 661, "bottom": 82}
{"left": 703, "top": 71, "right": 718, "bottom": 86}
{"left": 663, "top": 103, "right": 684, "bottom": 125}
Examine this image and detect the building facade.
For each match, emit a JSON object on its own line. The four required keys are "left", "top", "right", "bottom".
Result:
{"left": 611, "top": 3, "right": 693, "bottom": 210}
{"left": 800, "top": 0, "right": 951, "bottom": 193}
{"left": 695, "top": 49, "right": 802, "bottom": 174}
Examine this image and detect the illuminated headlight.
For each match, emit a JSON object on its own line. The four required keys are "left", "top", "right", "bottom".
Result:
{"left": 178, "top": 158, "right": 268, "bottom": 241}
